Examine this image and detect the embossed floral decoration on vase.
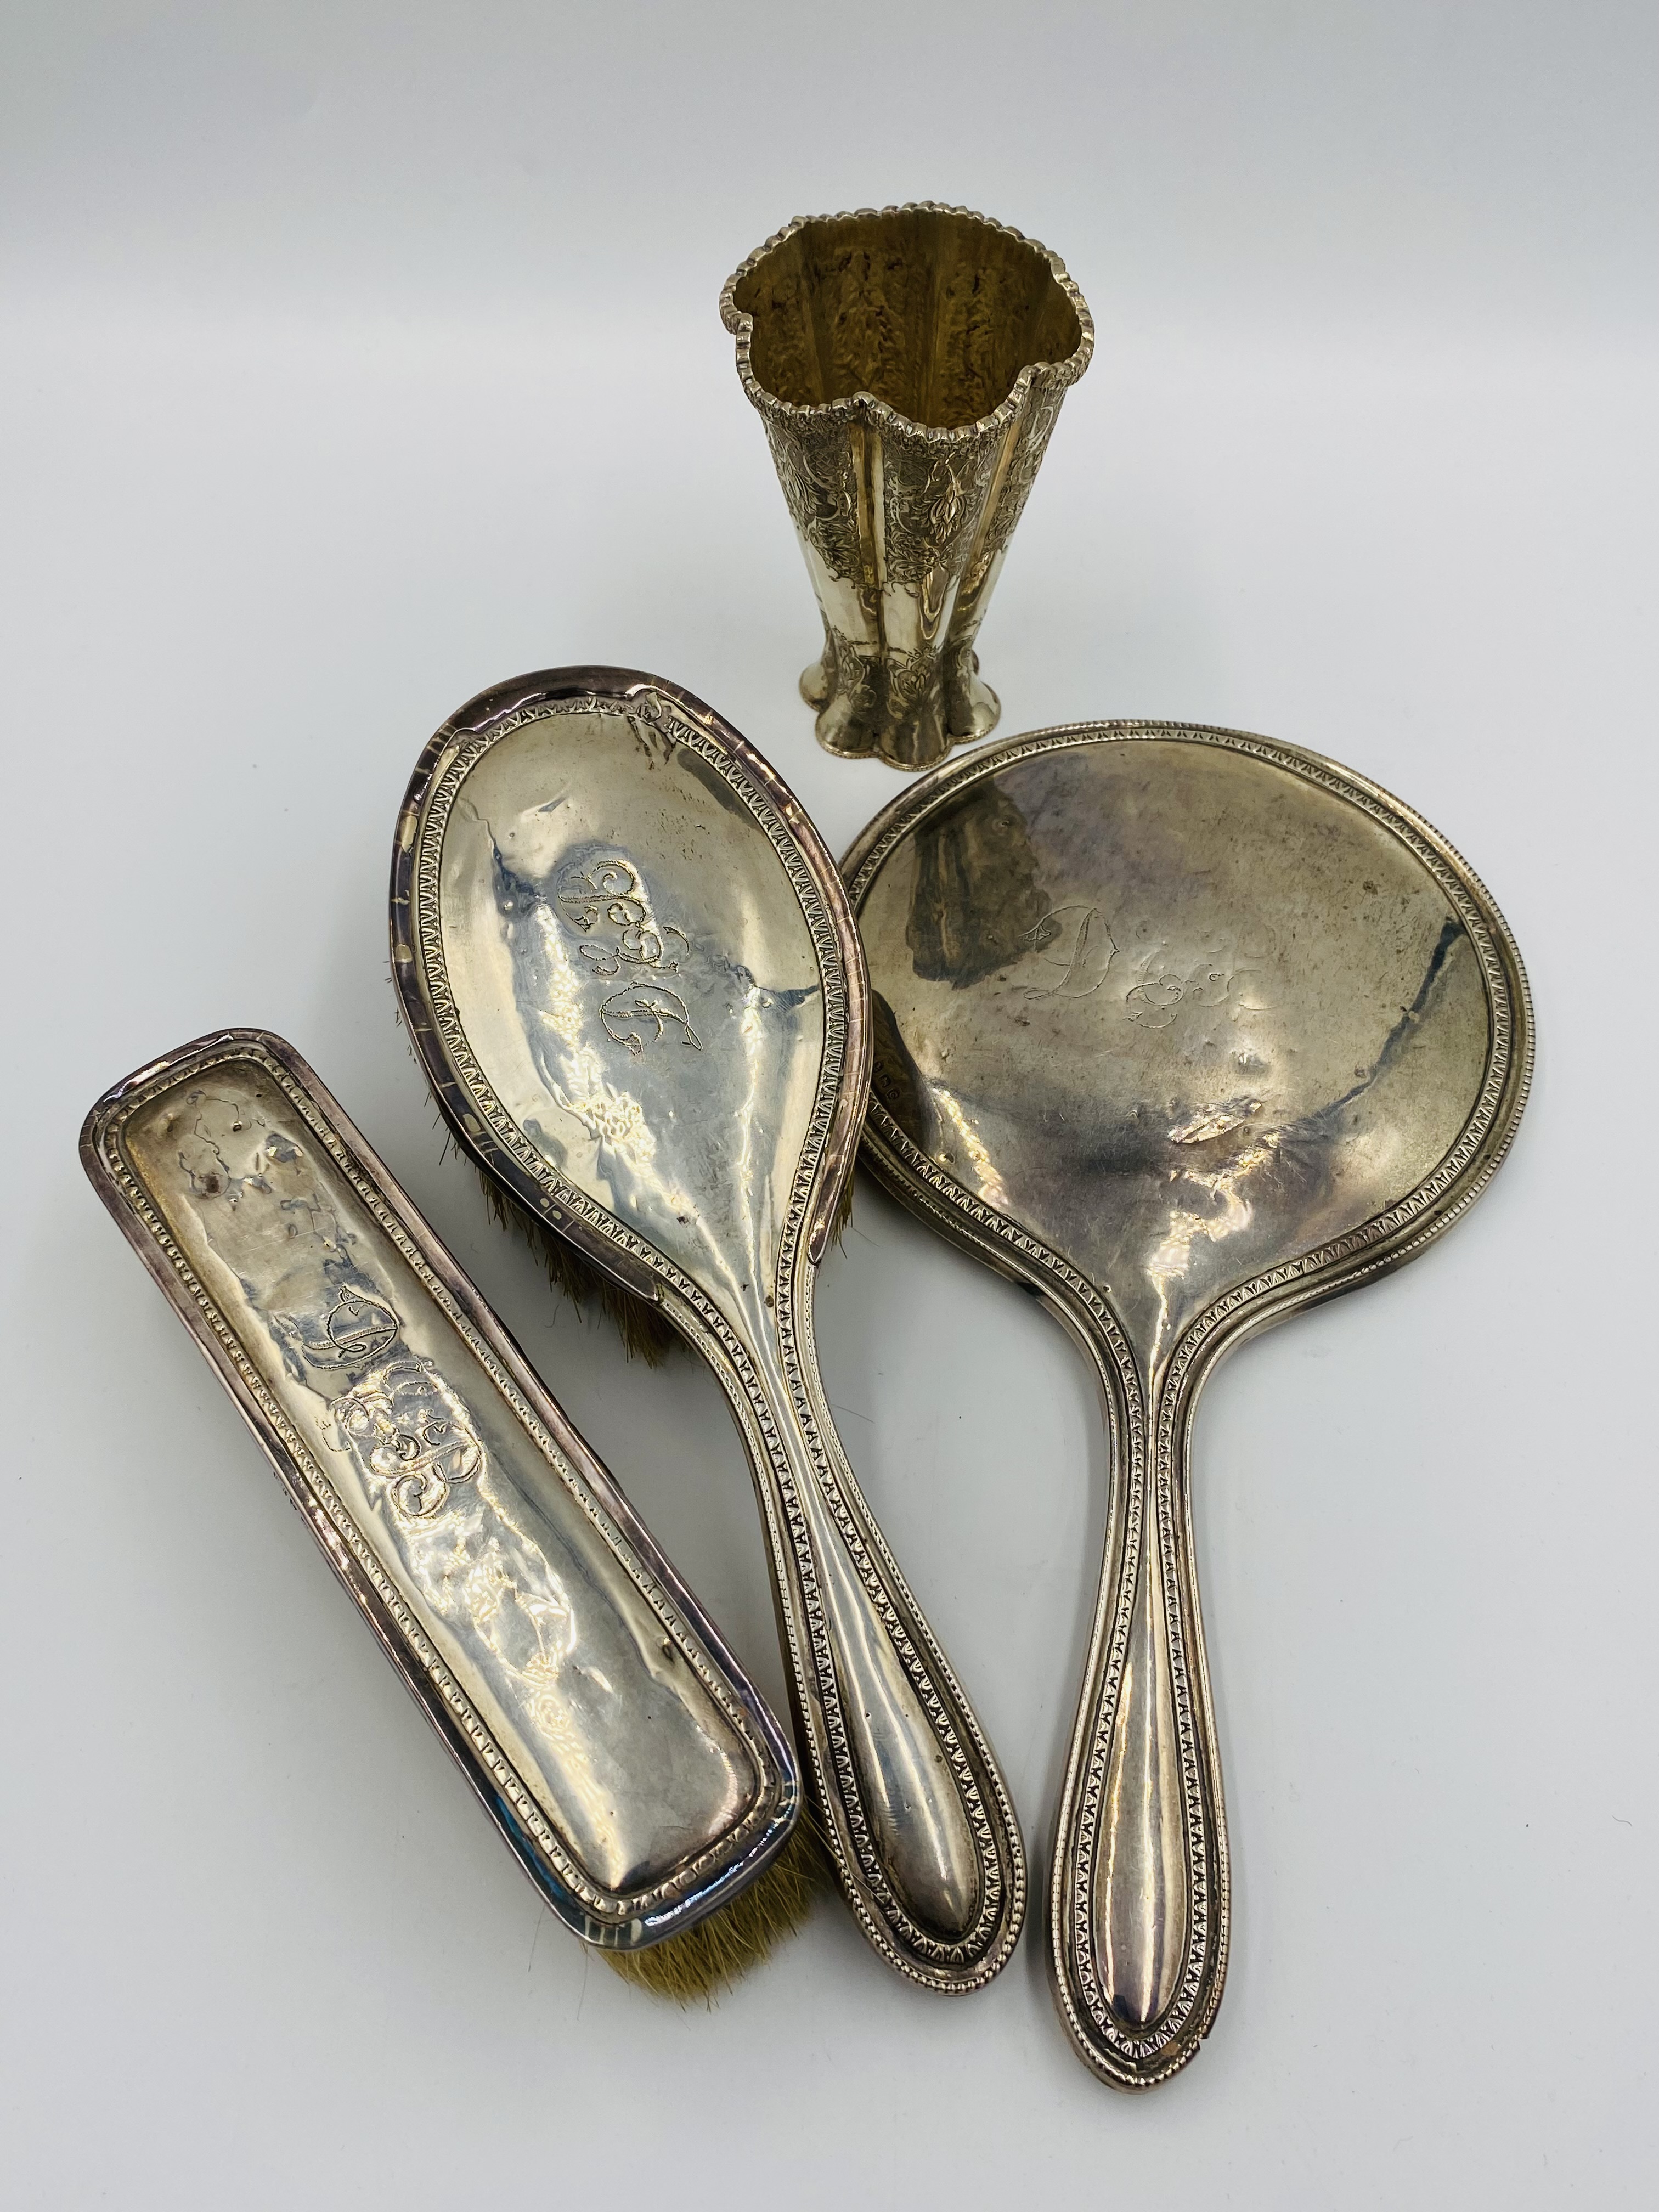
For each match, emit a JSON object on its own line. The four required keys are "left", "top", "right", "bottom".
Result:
{"left": 721, "top": 204, "right": 1094, "bottom": 771}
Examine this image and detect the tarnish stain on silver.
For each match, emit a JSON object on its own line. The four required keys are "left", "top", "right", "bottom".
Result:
{"left": 844, "top": 722, "right": 1532, "bottom": 2083}
{"left": 82, "top": 1030, "right": 799, "bottom": 1950}
{"left": 393, "top": 668, "right": 1026, "bottom": 1990}
{"left": 1170, "top": 1099, "right": 1261, "bottom": 1146}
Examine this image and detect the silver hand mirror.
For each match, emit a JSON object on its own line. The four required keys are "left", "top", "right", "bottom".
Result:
{"left": 843, "top": 721, "right": 1531, "bottom": 2083}
{"left": 393, "top": 667, "right": 1025, "bottom": 1991}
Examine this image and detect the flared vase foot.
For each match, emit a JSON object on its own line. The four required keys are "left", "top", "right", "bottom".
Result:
{"left": 802, "top": 647, "right": 1003, "bottom": 772}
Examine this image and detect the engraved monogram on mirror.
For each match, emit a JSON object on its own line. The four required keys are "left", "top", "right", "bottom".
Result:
{"left": 1018, "top": 900, "right": 1279, "bottom": 1018}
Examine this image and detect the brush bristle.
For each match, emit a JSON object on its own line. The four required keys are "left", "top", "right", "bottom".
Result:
{"left": 832, "top": 1169, "right": 855, "bottom": 1243}
{"left": 602, "top": 1818, "right": 828, "bottom": 2004}
{"left": 391, "top": 995, "right": 679, "bottom": 1363}
{"left": 477, "top": 1170, "right": 679, "bottom": 1367}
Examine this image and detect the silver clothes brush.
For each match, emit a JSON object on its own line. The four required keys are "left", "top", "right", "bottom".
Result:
{"left": 82, "top": 1027, "right": 806, "bottom": 1990}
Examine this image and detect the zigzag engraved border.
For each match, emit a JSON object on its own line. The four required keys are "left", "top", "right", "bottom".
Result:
{"left": 848, "top": 718, "right": 1532, "bottom": 2072}
{"left": 408, "top": 687, "right": 1023, "bottom": 1984}
{"left": 99, "top": 1040, "right": 777, "bottom": 1926}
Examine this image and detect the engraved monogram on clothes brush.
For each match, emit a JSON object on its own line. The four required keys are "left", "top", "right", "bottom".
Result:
{"left": 332, "top": 1357, "right": 484, "bottom": 1521}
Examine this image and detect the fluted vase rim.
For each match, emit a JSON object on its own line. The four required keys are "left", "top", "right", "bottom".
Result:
{"left": 719, "top": 201, "right": 1095, "bottom": 447}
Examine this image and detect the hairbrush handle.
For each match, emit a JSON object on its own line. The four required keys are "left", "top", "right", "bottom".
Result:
{"left": 738, "top": 1280, "right": 1025, "bottom": 1993}
{"left": 1048, "top": 1351, "right": 1229, "bottom": 2085}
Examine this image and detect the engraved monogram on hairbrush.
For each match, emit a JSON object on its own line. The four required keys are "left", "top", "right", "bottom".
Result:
{"left": 554, "top": 856, "right": 704, "bottom": 1057}
{"left": 92, "top": 1044, "right": 789, "bottom": 1939}
{"left": 723, "top": 205, "right": 1093, "bottom": 771}
{"left": 845, "top": 721, "right": 1531, "bottom": 2083}
{"left": 398, "top": 677, "right": 1026, "bottom": 1989}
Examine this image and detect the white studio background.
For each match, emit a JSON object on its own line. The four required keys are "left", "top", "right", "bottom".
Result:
{"left": 2, "top": 5, "right": 1653, "bottom": 2205}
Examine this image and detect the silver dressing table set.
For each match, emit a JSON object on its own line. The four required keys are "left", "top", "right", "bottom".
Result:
{"left": 83, "top": 205, "right": 1530, "bottom": 2089}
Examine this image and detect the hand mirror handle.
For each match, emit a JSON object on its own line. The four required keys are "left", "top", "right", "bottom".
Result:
{"left": 1048, "top": 1292, "right": 1228, "bottom": 2085}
